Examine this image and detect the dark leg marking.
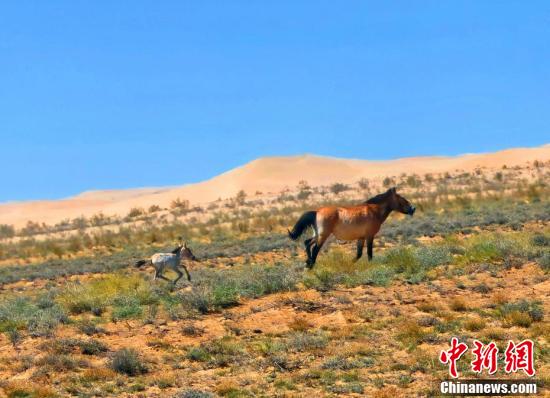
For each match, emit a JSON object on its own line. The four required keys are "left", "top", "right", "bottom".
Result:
{"left": 367, "top": 237, "right": 374, "bottom": 261}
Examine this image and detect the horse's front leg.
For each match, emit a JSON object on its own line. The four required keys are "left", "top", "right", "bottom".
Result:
{"left": 181, "top": 264, "right": 192, "bottom": 282}
{"left": 355, "top": 239, "right": 365, "bottom": 261}
{"left": 304, "top": 238, "right": 314, "bottom": 263}
{"left": 173, "top": 268, "right": 184, "bottom": 285}
{"left": 367, "top": 237, "right": 374, "bottom": 261}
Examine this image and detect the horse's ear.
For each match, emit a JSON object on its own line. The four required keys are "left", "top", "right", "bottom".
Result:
{"left": 389, "top": 187, "right": 397, "bottom": 194}
{"left": 183, "top": 241, "right": 188, "bottom": 249}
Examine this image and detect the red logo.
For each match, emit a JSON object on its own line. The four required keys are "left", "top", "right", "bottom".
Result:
{"left": 504, "top": 340, "right": 535, "bottom": 377}
{"left": 440, "top": 338, "right": 536, "bottom": 378}
{"left": 471, "top": 340, "right": 498, "bottom": 375}
{"left": 439, "top": 337, "right": 468, "bottom": 378}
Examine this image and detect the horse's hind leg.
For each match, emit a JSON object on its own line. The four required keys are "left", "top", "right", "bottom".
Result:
{"left": 355, "top": 239, "right": 365, "bottom": 261}
{"left": 154, "top": 269, "right": 171, "bottom": 283}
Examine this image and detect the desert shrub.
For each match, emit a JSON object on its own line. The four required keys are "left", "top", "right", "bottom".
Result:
{"left": 396, "top": 321, "right": 429, "bottom": 347}
{"left": 36, "top": 353, "right": 86, "bottom": 372}
{"left": 459, "top": 232, "right": 540, "bottom": 265}
{"left": 0, "top": 296, "right": 67, "bottom": 337}
{"left": 111, "top": 295, "right": 143, "bottom": 321}
{"left": 127, "top": 207, "right": 145, "bottom": 218}
{"left": 0, "top": 224, "right": 15, "bottom": 239}
{"left": 48, "top": 337, "right": 108, "bottom": 356}
{"left": 303, "top": 268, "right": 345, "bottom": 291}
{"left": 148, "top": 205, "right": 162, "bottom": 213}
{"left": 321, "top": 356, "right": 374, "bottom": 370}
{"left": 327, "top": 383, "right": 364, "bottom": 394}
{"left": 286, "top": 330, "right": 329, "bottom": 352}
{"left": 27, "top": 306, "right": 68, "bottom": 337}
{"left": 174, "top": 390, "right": 214, "bottom": 398}
{"left": 449, "top": 297, "right": 468, "bottom": 312}
{"left": 180, "top": 285, "right": 211, "bottom": 314}
{"left": 434, "top": 319, "right": 462, "bottom": 334}
{"left": 503, "top": 311, "right": 532, "bottom": 328}
{"left": 537, "top": 252, "right": 550, "bottom": 271}
{"left": 186, "top": 347, "right": 210, "bottom": 362}
{"left": 532, "top": 233, "right": 549, "bottom": 247}
{"left": 375, "top": 244, "right": 451, "bottom": 283}
{"left": 464, "top": 318, "right": 486, "bottom": 332}
{"left": 179, "top": 263, "right": 300, "bottom": 313}
{"left": 3, "top": 382, "right": 58, "bottom": 398}
{"left": 77, "top": 320, "right": 106, "bottom": 336}
{"left": 57, "top": 273, "right": 156, "bottom": 315}
{"left": 79, "top": 368, "right": 117, "bottom": 383}
{"left": 330, "top": 183, "right": 349, "bottom": 195}
{"left": 187, "top": 336, "right": 246, "bottom": 367}
{"left": 79, "top": 339, "right": 109, "bottom": 355}
{"left": 498, "top": 300, "right": 543, "bottom": 326}
{"left": 110, "top": 348, "right": 148, "bottom": 376}
{"left": 472, "top": 283, "right": 491, "bottom": 294}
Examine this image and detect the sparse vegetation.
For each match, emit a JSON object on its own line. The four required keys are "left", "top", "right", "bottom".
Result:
{"left": 0, "top": 163, "right": 548, "bottom": 396}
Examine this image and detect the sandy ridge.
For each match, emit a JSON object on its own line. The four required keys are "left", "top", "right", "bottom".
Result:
{"left": 1, "top": 145, "right": 548, "bottom": 227}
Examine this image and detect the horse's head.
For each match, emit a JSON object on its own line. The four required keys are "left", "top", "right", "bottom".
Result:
{"left": 388, "top": 187, "right": 415, "bottom": 216}
{"left": 180, "top": 241, "right": 198, "bottom": 261}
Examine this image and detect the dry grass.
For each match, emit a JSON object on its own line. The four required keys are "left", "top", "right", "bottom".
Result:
{"left": 449, "top": 297, "right": 468, "bottom": 312}
{"left": 464, "top": 317, "right": 486, "bottom": 332}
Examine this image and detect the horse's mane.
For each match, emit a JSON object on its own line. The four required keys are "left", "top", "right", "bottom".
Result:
{"left": 171, "top": 245, "right": 183, "bottom": 254}
{"left": 364, "top": 189, "right": 392, "bottom": 204}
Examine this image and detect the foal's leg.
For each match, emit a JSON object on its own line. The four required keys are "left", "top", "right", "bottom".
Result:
{"left": 155, "top": 270, "right": 172, "bottom": 282}
{"left": 367, "top": 237, "right": 374, "bottom": 261}
{"left": 154, "top": 264, "right": 172, "bottom": 282}
{"left": 355, "top": 239, "right": 365, "bottom": 261}
{"left": 180, "top": 264, "right": 192, "bottom": 281}
{"left": 173, "top": 267, "right": 184, "bottom": 285}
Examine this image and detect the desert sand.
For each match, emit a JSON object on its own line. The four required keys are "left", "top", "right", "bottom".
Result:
{"left": 1, "top": 144, "right": 548, "bottom": 228}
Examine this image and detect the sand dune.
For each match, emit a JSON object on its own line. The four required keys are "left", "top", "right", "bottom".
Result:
{"left": 1, "top": 145, "right": 548, "bottom": 228}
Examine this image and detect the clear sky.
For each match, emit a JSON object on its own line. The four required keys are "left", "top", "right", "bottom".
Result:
{"left": 1, "top": 1, "right": 549, "bottom": 202}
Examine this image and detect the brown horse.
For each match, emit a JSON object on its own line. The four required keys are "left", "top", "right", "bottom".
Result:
{"left": 288, "top": 187, "right": 415, "bottom": 268}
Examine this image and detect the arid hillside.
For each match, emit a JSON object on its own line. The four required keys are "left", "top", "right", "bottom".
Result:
{"left": 1, "top": 145, "right": 549, "bottom": 228}
{"left": 0, "top": 152, "right": 548, "bottom": 397}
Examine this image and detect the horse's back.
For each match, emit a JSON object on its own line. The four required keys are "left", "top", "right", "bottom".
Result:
{"left": 317, "top": 204, "right": 380, "bottom": 240}
{"left": 151, "top": 253, "right": 176, "bottom": 264}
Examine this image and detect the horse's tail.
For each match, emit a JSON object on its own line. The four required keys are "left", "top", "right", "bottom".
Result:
{"left": 135, "top": 259, "right": 151, "bottom": 268}
{"left": 288, "top": 211, "right": 317, "bottom": 240}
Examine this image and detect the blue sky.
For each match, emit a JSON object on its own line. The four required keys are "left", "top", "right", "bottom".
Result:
{"left": 1, "top": 1, "right": 549, "bottom": 202}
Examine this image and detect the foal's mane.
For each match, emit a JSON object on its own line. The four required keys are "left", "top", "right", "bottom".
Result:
{"left": 171, "top": 245, "right": 183, "bottom": 254}
{"left": 364, "top": 189, "right": 392, "bottom": 205}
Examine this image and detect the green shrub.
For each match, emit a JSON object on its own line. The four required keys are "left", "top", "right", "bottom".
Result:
{"left": 498, "top": 300, "right": 544, "bottom": 324}
{"left": 286, "top": 330, "right": 329, "bottom": 352}
{"left": 186, "top": 337, "right": 246, "bottom": 367}
{"left": 110, "top": 348, "right": 148, "bottom": 376}
{"left": 180, "top": 264, "right": 300, "bottom": 313}
{"left": 111, "top": 296, "right": 143, "bottom": 321}
{"left": 537, "top": 252, "right": 550, "bottom": 271}
{"left": 57, "top": 274, "right": 156, "bottom": 315}
{"left": 186, "top": 347, "right": 210, "bottom": 362}
{"left": 0, "top": 296, "right": 67, "bottom": 337}
{"left": 174, "top": 390, "right": 214, "bottom": 398}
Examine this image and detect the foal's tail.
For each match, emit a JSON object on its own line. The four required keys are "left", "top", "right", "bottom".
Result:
{"left": 288, "top": 211, "right": 317, "bottom": 240}
{"left": 134, "top": 259, "right": 151, "bottom": 268}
